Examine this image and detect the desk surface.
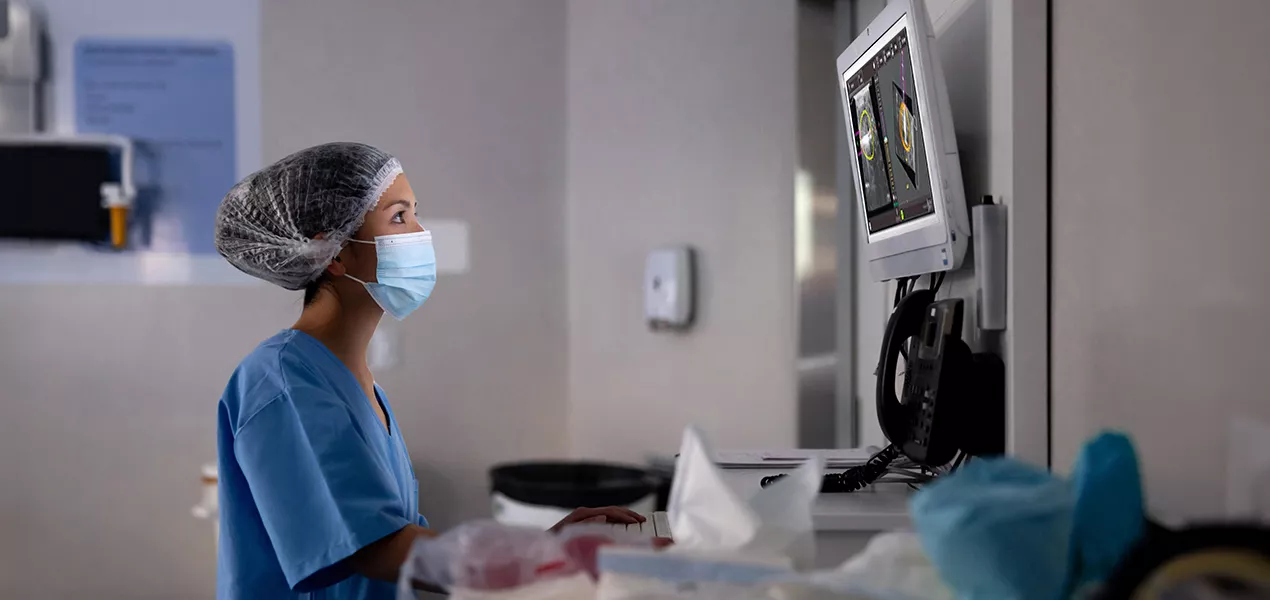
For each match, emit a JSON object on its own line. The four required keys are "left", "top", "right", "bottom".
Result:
{"left": 717, "top": 468, "right": 912, "bottom": 532}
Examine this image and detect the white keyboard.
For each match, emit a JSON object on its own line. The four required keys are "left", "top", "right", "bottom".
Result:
{"left": 608, "top": 511, "right": 672, "bottom": 539}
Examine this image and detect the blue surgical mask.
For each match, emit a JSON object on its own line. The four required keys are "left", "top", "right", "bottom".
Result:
{"left": 345, "top": 230, "right": 437, "bottom": 320}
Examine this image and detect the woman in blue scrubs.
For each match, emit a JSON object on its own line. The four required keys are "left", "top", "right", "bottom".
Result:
{"left": 212, "top": 143, "right": 642, "bottom": 599}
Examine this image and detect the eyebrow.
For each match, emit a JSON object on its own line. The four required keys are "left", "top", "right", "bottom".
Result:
{"left": 381, "top": 199, "right": 414, "bottom": 211}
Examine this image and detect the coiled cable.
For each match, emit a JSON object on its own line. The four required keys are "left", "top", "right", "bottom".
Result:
{"left": 760, "top": 444, "right": 902, "bottom": 493}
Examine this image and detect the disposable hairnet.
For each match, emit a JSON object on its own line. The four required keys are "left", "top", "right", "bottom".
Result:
{"left": 214, "top": 142, "right": 403, "bottom": 290}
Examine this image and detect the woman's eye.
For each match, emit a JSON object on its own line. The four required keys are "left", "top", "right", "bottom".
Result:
{"left": 392, "top": 211, "right": 406, "bottom": 224}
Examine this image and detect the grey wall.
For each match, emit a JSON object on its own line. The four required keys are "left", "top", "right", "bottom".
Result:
{"left": 0, "top": 1, "right": 570, "bottom": 598}
{"left": 1052, "top": 0, "right": 1270, "bottom": 519}
{"left": 565, "top": 0, "right": 800, "bottom": 460}
{"left": 0, "top": 286, "right": 295, "bottom": 598}
{"left": 260, "top": 0, "right": 572, "bottom": 531}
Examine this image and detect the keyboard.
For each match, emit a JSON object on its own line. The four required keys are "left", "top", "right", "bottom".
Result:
{"left": 609, "top": 511, "right": 672, "bottom": 540}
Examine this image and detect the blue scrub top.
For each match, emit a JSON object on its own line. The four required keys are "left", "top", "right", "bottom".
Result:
{"left": 216, "top": 330, "right": 428, "bottom": 599}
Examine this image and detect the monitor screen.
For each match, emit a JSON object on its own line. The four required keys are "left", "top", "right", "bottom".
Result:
{"left": 844, "top": 27, "right": 935, "bottom": 234}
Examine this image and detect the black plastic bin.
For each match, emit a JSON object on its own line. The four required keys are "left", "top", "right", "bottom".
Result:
{"left": 489, "top": 461, "right": 669, "bottom": 528}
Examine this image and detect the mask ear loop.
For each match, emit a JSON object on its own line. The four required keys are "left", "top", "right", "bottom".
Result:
{"left": 341, "top": 238, "right": 377, "bottom": 286}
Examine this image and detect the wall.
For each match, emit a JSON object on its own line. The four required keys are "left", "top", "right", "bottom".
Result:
{"left": 0, "top": 0, "right": 570, "bottom": 597}
{"left": 260, "top": 0, "right": 570, "bottom": 523}
{"left": 565, "top": 0, "right": 799, "bottom": 460}
{"left": 1052, "top": 0, "right": 1270, "bottom": 519}
{"left": 0, "top": 286, "right": 294, "bottom": 599}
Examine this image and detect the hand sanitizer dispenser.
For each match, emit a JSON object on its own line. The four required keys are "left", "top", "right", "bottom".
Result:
{"left": 645, "top": 246, "right": 695, "bottom": 331}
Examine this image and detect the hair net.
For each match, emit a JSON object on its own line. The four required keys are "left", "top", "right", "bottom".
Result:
{"left": 214, "top": 142, "right": 404, "bottom": 290}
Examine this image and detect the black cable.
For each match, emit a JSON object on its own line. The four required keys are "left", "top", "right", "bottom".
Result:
{"left": 760, "top": 445, "right": 902, "bottom": 493}
{"left": 930, "top": 272, "right": 945, "bottom": 296}
{"left": 894, "top": 277, "right": 914, "bottom": 362}
{"left": 951, "top": 451, "right": 966, "bottom": 472}
{"left": 821, "top": 444, "right": 902, "bottom": 493}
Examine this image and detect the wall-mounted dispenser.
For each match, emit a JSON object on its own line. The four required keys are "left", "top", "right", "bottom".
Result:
{"left": 645, "top": 246, "right": 696, "bottom": 331}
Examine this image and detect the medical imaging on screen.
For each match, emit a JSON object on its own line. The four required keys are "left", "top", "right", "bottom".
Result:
{"left": 844, "top": 28, "right": 935, "bottom": 234}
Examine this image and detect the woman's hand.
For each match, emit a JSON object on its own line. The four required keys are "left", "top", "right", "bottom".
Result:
{"left": 548, "top": 506, "right": 644, "bottom": 533}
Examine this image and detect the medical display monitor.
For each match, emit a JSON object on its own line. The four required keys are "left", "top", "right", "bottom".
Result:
{"left": 837, "top": 0, "right": 970, "bottom": 281}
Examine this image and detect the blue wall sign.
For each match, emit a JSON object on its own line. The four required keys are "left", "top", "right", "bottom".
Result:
{"left": 75, "top": 39, "right": 236, "bottom": 254}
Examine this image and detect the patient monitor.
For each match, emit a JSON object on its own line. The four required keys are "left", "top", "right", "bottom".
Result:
{"left": 838, "top": 0, "right": 969, "bottom": 282}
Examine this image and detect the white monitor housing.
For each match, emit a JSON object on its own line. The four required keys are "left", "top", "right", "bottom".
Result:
{"left": 838, "top": 0, "right": 969, "bottom": 282}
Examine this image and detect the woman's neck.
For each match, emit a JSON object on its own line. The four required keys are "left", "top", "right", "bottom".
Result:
{"left": 293, "top": 291, "right": 381, "bottom": 379}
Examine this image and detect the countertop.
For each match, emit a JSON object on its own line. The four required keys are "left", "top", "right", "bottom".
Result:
{"left": 716, "top": 466, "right": 913, "bottom": 532}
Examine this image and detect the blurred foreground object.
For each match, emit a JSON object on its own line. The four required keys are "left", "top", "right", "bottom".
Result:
{"left": 910, "top": 431, "right": 1146, "bottom": 599}
{"left": 667, "top": 426, "right": 823, "bottom": 569}
{"left": 396, "top": 521, "right": 664, "bottom": 598}
{"left": 404, "top": 429, "right": 961, "bottom": 599}
{"left": 1098, "top": 523, "right": 1270, "bottom": 600}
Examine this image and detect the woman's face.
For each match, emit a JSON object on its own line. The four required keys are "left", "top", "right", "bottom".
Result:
{"left": 336, "top": 174, "right": 423, "bottom": 286}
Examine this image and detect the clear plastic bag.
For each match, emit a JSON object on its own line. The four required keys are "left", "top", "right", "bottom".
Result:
{"left": 397, "top": 520, "right": 661, "bottom": 599}
{"left": 793, "top": 532, "right": 953, "bottom": 600}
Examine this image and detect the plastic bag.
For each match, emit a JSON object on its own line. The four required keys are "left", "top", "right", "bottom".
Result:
{"left": 795, "top": 532, "right": 954, "bottom": 600}
{"left": 441, "top": 573, "right": 596, "bottom": 600}
{"left": 596, "top": 546, "right": 797, "bottom": 600}
{"left": 397, "top": 520, "right": 661, "bottom": 599}
{"left": 596, "top": 542, "right": 942, "bottom": 600}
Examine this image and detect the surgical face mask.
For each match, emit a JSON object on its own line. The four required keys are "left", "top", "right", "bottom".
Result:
{"left": 345, "top": 230, "right": 437, "bottom": 320}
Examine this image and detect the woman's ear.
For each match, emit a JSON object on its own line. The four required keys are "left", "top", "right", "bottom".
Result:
{"left": 325, "top": 252, "right": 348, "bottom": 278}
{"left": 312, "top": 232, "right": 348, "bottom": 278}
